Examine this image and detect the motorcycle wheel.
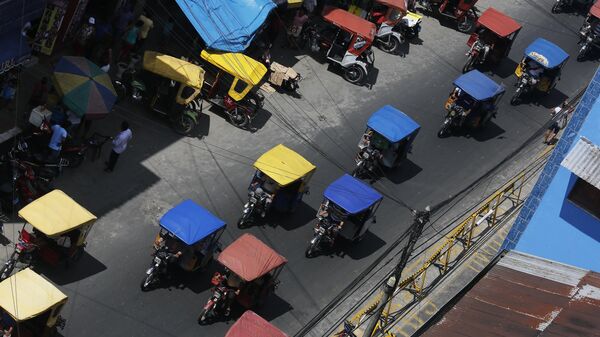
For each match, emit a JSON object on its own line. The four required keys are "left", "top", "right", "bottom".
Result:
{"left": 457, "top": 17, "right": 474, "bottom": 33}
{"left": 0, "top": 252, "right": 18, "bottom": 281}
{"left": 351, "top": 165, "right": 364, "bottom": 179}
{"left": 305, "top": 241, "right": 318, "bottom": 258}
{"left": 198, "top": 308, "right": 211, "bottom": 325}
{"left": 462, "top": 55, "right": 476, "bottom": 73}
{"left": 343, "top": 65, "right": 366, "bottom": 85}
{"left": 577, "top": 45, "right": 589, "bottom": 61}
{"left": 140, "top": 273, "right": 156, "bottom": 292}
{"left": 378, "top": 37, "right": 400, "bottom": 54}
{"left": 237, "top": 214, "right": 252, "bottom": 229}
{"left": 551, "top": 2, "right": 562, "bottom": 13}
{"left": 228, "top": 108, "right": 250, "bottom": 128}
{"left": 437, "top": 119, "right": 452, "bottom": 138}
{"left": 173, "top": 114, "right": 196, "bottom": 136}
{"left": 510, "top": 91, "right": 522, "bottom": 106}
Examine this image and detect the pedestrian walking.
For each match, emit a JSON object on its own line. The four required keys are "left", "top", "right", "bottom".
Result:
{"left": 136, "top": 12, "right": 154, "bottom": 52}
{"left": 119, "top": 21, "right": 142, "bottom": 61}
{"left": 105, "top": 121, "right": 132, "bottom": 172}
{"left": 74, "top": 17, "right": 96, "bottom": 57}
{"left": 48, "top": 120, "right": 70, "bottom": 161}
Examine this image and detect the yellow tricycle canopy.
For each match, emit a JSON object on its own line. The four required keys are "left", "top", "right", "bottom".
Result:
{"left": 0, "top": 268, "right": 67, "bottom": 321}
{"left": 143, "top": 51, "right": 205, "bottom": 89}
{"left": 253, "top": 144, "right": 316, "bottom": 187}
{"left": 201, "top": 50, "right": 267, "bottom": 86}
{"left": 18, "top": 189, "right": 97, "bottom": 236}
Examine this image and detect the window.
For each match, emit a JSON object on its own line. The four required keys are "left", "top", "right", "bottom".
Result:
{"left": 567, "top": 177, "right": 600, "bottom": 219}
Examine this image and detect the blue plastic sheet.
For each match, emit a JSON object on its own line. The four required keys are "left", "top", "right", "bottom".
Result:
{"left": 367, "top": 105, "right": 420, "bottom": 143}
{"left": 324, "top": 174, "right": 383, "bottom": 214}
{"left": 175, "top": 0, "right": 276, "bottom": 52}
{"left": 160, "top": 200, "right": 226, "bottom": 245}
{"left": 454, "top": 70, "right": 505, "bottom": 101}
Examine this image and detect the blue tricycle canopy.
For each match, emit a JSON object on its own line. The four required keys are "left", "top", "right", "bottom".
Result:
{"left": 159, "top": 199, "right": 226, "bottom": 245}
{"left": 175, "top": 0, "right": 276, "bottom": 52}
{"left": 524, "top": 38, "right": 569, "bottom": 69}
{"left": 454, "top": 70, "right": 505, "bottom": 101}
{"left": 324, "top": 174, "right": 383, "bottom": 214}
{"left": 367, "top": 105, "right": 420, "bottom": 143}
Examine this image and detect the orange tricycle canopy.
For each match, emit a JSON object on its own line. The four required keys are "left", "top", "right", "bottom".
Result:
{"left": 225, "top": 310, "right": 289, "bottom": 337}
{"left": 477, "top": 7, "right": 522, "bottom": 38}
{"left": 217, "top": 234, "right": 287, "bottom": 282}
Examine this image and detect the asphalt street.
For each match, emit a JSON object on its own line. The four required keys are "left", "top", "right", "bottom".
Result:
{"left": 3, "top": 0, "right": 598, "bottom": 336}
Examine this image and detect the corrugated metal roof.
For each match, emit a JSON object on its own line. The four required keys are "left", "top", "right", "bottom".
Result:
{"left": 561, "top": 137, "right": 600, "bottom": 189}
{"left": 418, "top": 251, "right": 600, "bottom": 337}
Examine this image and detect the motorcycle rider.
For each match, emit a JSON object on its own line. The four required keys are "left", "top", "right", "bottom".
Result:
{"left": 211, "top": 272, "right": 241, "bottom": 317}
{"left": 525, "top": 59, "right": 544, "bottom": 85}
{"left": 317, "top": 200, "right": 344, "bottom": 237}
{"left": 249, "top": 171, "right": 276, "bottom": 217}
{"left": 474, "top": 27, "right": 495, "bottom": 61}
{"left": 450, "top": 87, "right": 474, "bottom": 125}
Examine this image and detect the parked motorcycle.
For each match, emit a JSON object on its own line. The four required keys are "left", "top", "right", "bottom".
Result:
{"left": 0, "top": 229, "right": 36, "bottom": 281}
{"left": 237, "top": 190, "right": 270, "bottom": 228}
{"left": 198, "top": 273, "right": 234, "bottom": 324}
{"left": 305, "top": 216, "right": 340, "bottom": 258}
{"left": 352, "top": 146, "right": 382, "bottom": 180}
{"left": 140, "top": 248, "right": 180, "bottom": 291}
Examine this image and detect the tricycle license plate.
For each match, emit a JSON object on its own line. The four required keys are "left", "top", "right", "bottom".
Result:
{"left": 154, "top": 257, "right": 161, "bottom": 264}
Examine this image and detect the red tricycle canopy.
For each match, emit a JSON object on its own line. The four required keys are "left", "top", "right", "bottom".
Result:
{"left": 477, "top": 7, "right": 521, "bottom": 38}
{"left": 322, "top": 6, "right": 376, "bottom": 42}
{"left": 376, "top": 0, "right": 407, "bottom": 13}
{"left": 225, "top": 310, "right": 289, "bottom": 337}
{"left": 591, "top": 1, "right": 600, "bottom": 19}
{"left": 217, "top": 233, "right": 287, "bottom": 282}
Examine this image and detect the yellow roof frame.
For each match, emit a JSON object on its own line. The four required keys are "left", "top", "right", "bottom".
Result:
{"left": 253, "top": 144, "right": 316, "bottom": 187}
{"left": 143, "top": 51, "right": 205, "bottom": 89}
{"left": 201, "top": 50, "right": 267, "bottom": 86}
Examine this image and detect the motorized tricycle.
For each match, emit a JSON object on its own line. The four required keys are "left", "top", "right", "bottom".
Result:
{"left": 353, "top": 105, "right": 420, "bottom": 181}
{"left": 511, "top": 38, "right": 569, "bottom": 105}
{"left": 306, "top": 174, "right": 383, "bottom": 258}
{"left": 199, "top": 50, "right": 266, "bottom": 128}
{"left": 225, "top": 310, "right": 287, "bottom": 337}
{"left": 198, "top": 233, "right": 287, "bottom": 323}
{"left": 552, "top": 0, "right": 594, "bottom": 14}
{"left": 368, "top": 0, "right": 407, "bottom": 54}
{"left": 418, "top": 0, "right": 479, "bottom": 33}
{"left": 463, "top": 7, "right": 522, "bottom": 73}
{"left": 238, "top": 144, "right": 316, "bottom": 228}
{"left": 400, "top": 10, "right": 424, "bottom": 40}
{"left": 140, "top": 199, "right": 226, "bottom": 291}
{"left": 114, "top": 51, "right": 205, "bottom": 135}
{"left": 305, "top": 7, "right": 376, "bottom": 84}
{"left": 0, "top": 190, "right": 97, "bottom": 280}
{"left": 438, "top": 70, "right": 505, "bottom": 137}
{"left": 577, "top": 2, "right": 600, "bottom": 61}
{"left": 0, "top": 268, "right": 67, "bottom": 337}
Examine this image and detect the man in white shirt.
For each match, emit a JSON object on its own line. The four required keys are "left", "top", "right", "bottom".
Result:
{"left": 105, "top": 121, "right": 132, "bottom": 172}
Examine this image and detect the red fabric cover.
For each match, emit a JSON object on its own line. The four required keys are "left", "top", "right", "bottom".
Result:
{"left": 217, "top": 234, "right": 287, "bottom": 282}
{"left": 225, "top": 311, "right": 288, "bottom": 337}
{"left": 477, "top": 7, "right": 521, "bottom": 38}
{"left": 322, "top": 6, "right": 377, "bottom": 42}
{"left": 591, "top": 2, "right": 600, "bottom": 19}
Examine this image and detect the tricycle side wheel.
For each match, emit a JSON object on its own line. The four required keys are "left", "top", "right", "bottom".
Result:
{"left": 437, "top": 118, "right": 452, "bottom": 138}
{"left": 229, "top": 108, "right": 250, "bottom": 128}
{"left": 510, "top": 91, "right": 521, "bottom": 106}
{"left": 140, "top": 274, "right": 155, "bottom": 292}
{"left": 173, "top": 114, "right": 197, "bottom": 136}
{"left": 237, "top": 216, "right": 252, "bottom": 229}
{"left": 378, "top": 36, "right": 400, "bottom": 54}
{"left": 343, "top": 65, "right": 366, "bottom": 85}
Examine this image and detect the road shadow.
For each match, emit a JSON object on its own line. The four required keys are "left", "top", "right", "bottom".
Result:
{"left": 470, "top": 121, "right": 506, "bottom": 142}
{"left": 271, "top": 202, "right": 317, "bottom": 231}
{"left": 578, "top": 49, "right": 600, "bottom": 63}
{"left": 386, "top": 159, "right": 423, "bottom": 184}
{"left": 340, "top": 231, "right": 387, "bottom": 260}
{"left": 253, "top": 293, "right": 293, "bottom": 321}
{"left": 37, "top": 251, "right": 107, "bottom": 285}
{"left": 151, "top": 259, "right": 219, "bottom": 294}
{"left": 195, "top": 111, "right": 211, "bottom": 139}
{"left": 487, "top": 57, "right": 519, "bottom": 79}
{"left": 532, "top": 88, "right": 570, "bottom": 109}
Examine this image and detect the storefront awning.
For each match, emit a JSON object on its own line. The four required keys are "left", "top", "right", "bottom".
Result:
{"left": 561, "top": 137, "right": 600, "bottom": 189}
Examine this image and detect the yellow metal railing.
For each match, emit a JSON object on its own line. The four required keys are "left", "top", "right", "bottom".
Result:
{"left": 336, "top": 145, "right": 555, "bottom": 337}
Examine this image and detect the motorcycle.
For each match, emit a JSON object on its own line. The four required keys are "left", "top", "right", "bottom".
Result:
{"left": 140, "top": 248, "right": 178, "bottom": 291}
{"left": 552, "top": 0, "right": 594, "bottom": 14}
{"left": 305, "top": 216, "right": 340, "bottom": 258}
{"left": 198, "top": 273, "right": 233, "bottom": 324}
{"left": 438, "top": 103, "right": 468, "bottom": 137}
{"left": 60, "top": 133, "right": 112, "bottom": 168}
{"left": 577, "top": 22, "right": 599, "bottom": 61}
{"left": 510, "top": 73, "right": 534, "bottom": 105}
{"left": 237, "top": 190, "right": 269, "bottom": 228}
{"left": 463, "top": 40, "right": 488, "bottom": 73}
{"left": 352, "top": 147, "right": 382, "bottom": 180}
{"left": 12, "top": 159, "right": 53, "bottom": 205}
{"left": 0, "top": 229, "right": 36, "bottom": 281}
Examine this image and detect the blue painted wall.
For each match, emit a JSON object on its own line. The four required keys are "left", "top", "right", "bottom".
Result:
{"left": 503, "top": 67, "right": 600, "bottom": 271}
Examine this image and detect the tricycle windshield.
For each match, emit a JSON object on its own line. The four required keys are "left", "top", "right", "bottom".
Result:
{"left": 0, "top": 269, "right": 67, "bottom": 322}
{"left": 524, "top": 38, "right": 569, "bottom": 69}
{"left": 217, "top": 234, "right": 287, "bottom": 282}
{"left": 476, "top": 7, "right": 521, "bottom": 38}
{"left": 453, "top": 70, "right": 505, "bottom": 101}
{"left": 142, "top": 51, "right": 204, "bottom": 88}
{"left": 159, "top": 200, "right": 226, "bottom": 246}
{"left": 324, "top": 174, "right": 383, "bottom": 215}
{"left": 322, "top": 7, "right": 376, "bottom": 43}
{"left": 367, "top": 105, "right": 420, "bottom": 143}
{"left": 253, "top": 144, "right": 316, "bottom": 187}
{"left": 18, "top": 190, "right": 96, "bottom": 237}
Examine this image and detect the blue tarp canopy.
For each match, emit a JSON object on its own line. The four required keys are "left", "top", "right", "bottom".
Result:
{"left": 453, "top": 70, "right": 505, "bottom": 101}
{"left": 524, "top": 38, "right": 569, "bottom": 69}
{"left": 324, "top": 174, "right": 383, "bottom": 214}
{"left": 175, "top": 0, "right": 276, "bottom": 52}
{"left": 367, "top": 105, "right": 420, "bottom": 143}
{"left": 0, "top": 28, "right": 31, "bottom": 73}
{"left": 159, "top": 200, "right": 226, "bottom": 245}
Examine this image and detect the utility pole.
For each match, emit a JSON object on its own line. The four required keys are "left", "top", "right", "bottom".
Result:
{"left": 362, "top": 206, "right": 430, "bottom": 337}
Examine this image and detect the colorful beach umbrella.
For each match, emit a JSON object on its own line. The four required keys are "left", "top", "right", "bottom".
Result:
{"left": 53, "top": 56, "right": 116, "bottom": 119}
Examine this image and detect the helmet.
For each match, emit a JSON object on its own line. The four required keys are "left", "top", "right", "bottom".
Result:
{"left": 88, "top": 17, "right": 95, "bottom": 25}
